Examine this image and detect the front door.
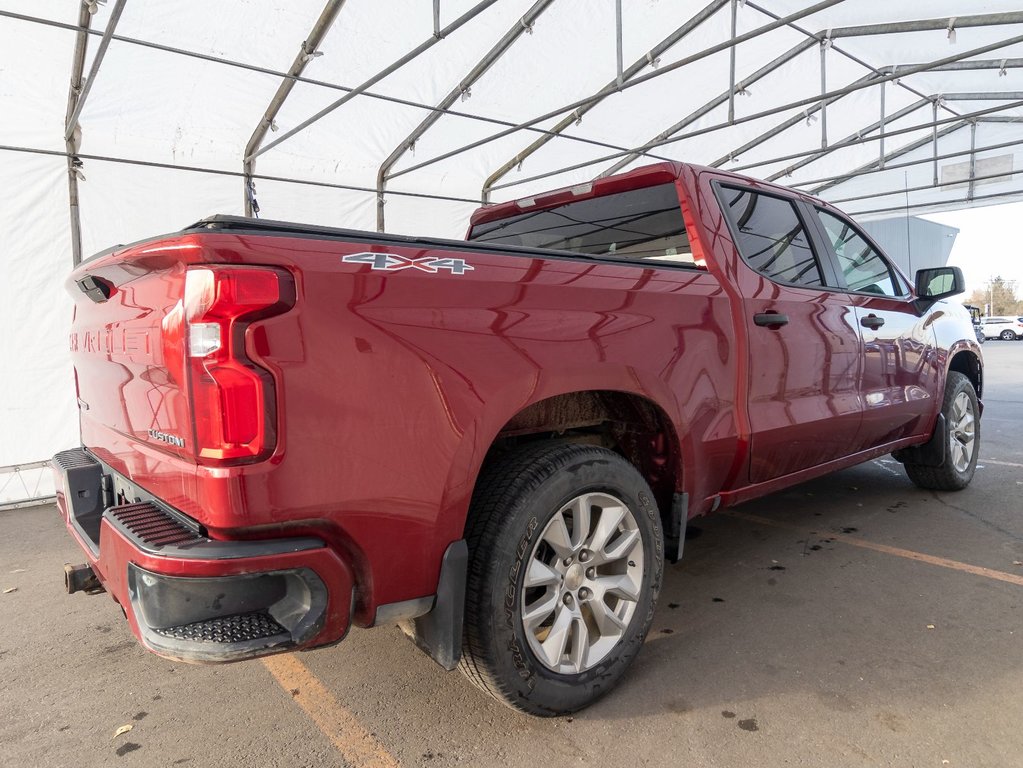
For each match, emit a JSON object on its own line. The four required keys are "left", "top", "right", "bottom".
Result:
{"left": 810, "top": 208, "right": 940, "bottom": 450}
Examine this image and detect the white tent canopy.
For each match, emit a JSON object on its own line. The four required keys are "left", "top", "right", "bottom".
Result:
{"left": 3, "top": 0, "right": 1023, "bottom": 496}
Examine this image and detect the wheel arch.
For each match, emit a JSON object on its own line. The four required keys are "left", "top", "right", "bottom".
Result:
{"left": 441, "top": 385, "right": 685, "bottom": 548}
{"left": 948, "top": 346, "right": 983, "bottom": 401}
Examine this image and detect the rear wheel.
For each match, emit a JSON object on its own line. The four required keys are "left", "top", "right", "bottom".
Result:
{"left": 1000, "top": 329, "right": 1016, "bottom": 341}
{"left": 904, "top": 371, "right": 979, "bottom": 491}
{"left": 460, "top": 442, "right": 663, "bottom": 716}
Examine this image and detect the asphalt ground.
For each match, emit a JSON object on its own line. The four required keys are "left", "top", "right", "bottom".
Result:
{"left": 2, "top": 342, "right": 1021, "bottom": 768}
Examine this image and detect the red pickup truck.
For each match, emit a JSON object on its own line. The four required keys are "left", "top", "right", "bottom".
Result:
{"left": 53, "top": 162, "right": 982, "bottom": 716}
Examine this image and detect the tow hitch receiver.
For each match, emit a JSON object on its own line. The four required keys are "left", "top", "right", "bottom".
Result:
{"left": 64, "top": 563, "right": 104, "bottom": 595}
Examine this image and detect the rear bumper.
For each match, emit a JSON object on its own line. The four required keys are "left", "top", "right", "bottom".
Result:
{"left": 51, "top": 448, "right": 354, "bottom": 663}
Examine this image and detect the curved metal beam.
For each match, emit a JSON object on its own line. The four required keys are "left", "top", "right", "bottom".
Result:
{"left": 763, "top": 88, "right": 1023, "bottom": 185}
{"left": 386, "top": 0, "right": 844, "bottom": 182}
{"left": 376, "top": 0, "right": 556, "bottom": 231}
{"left": 243, "top": 0, "right": 345, "bottom": 216}
{"left": 479, "top": 0, "right": 728, "bottom": 204}
{"left": 249, "top": 0, "right": 501, "bottom": 162}
{"left": 596, "top": 38, "right": 817, "bottom": 179}
{"left": 488, "top": 30, "right": 1023, "bottom": 196}
{"left": 599, "top": 11, "right": 1023, "bottom": 181}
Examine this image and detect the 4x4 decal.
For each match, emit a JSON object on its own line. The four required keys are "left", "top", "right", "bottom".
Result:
{"left": 342, "top": 252, "right": 474, "bottom": 275}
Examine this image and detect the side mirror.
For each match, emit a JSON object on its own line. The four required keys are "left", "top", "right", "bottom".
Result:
{"left": 915, "top": 266, "right": 964, "bottom": 303}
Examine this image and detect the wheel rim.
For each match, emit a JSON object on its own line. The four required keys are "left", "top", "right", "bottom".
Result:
{"left": 520, "top": 492, "right": 645, "bottom": 675}
{"left": 1001, "top": 330, "right": 1014, "bottom": 340}
{"left": 949, "top": 391, "right": 976, "bottom": 473}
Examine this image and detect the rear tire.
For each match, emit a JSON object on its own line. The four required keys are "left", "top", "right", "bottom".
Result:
{"left": 1000, "top": 329, "right": 1015, "bottom": 341}
{"left": 459, "top": 442, "right": 663, "bottom": 716}
{"left": 904, "top": 371, "right": 979, "bottom": 491}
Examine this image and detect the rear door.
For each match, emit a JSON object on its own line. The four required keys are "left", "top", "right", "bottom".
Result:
{"left": 715, "top": 184, "right": 862, "bottom": 484}
{"left": 807, "top": 207, "right": 940, "bottom": 448}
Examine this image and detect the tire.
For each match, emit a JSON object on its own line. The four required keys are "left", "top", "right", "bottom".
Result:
{"left": 1000, "top": 329, "right": 1015, "bottom": 341}
{"left": 904, "top": 371, "right": 980, "bottom": 491}
{"left": 459, "top": 442, "right": 663, "bottom": 716}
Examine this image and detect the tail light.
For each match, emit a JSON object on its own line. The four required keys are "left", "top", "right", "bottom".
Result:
{"left": 172, "top": 266, "right": 294, "bottom": 463}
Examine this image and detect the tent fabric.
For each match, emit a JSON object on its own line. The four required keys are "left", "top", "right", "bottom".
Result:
{"left": 3, "top": 1, "right": 1023, "bottom": 487}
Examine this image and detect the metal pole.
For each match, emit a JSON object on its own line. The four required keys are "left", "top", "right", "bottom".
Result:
{"left": 827, "top": 168, "right": 1018, "bottom": 205}
{"left": 706, "top": 71, "right": 871, "bottom": 170}
{"left": 932, "top": 99, "right": 940, "bottom": 186}
{"left": 809, "top": 120, "right": 968, "bottom": 196}
{"left": 480, "top": 0, "right": 727, "bottom": 202}
{"left": 243, "top": 0, "right": 345, "bottom": 216}
{"left": 761, "top": 90, "right": 1023, "bottom": 182}
{"left": 728, "top": 0, "right": 737, "bottom": 123}
{"left": 843, "top": 185, "right": 1023, "bottom": 218}
{"left": 494, "top": 97, "right": 1023, "bottom": 196}
{"left": 820, "top": 40, "right": 828, "bottom": 149}
{"left": 375, "top": 0, "right": 555, "bottom": 231}
{"left": 968, "top": 121, "right": 978, "bottom": 201}
{"left": 785, "top": 137, "right": 1023, "bottom": 189}
{"left": 0, "top": 144, "right": 487, "bottom": 205}
{"left": 615, "top": 0, "right": 624, "bottom": 87}
{"left": 879, "top": 82, "right": 886, "bottom": 168}
{"left": 64, "top": 2, "right": 92, "bottom": 267}
{"left": 433, "top": 0, "right": 441, "bottom": 37}
{"left": 250, "top": 0, "right": 502, "bottom": 162}
{"left": 64, "top": 0, "right": 127, "bottom": 141}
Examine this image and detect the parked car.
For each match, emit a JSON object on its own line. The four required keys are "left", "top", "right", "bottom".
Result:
{"left": 980, "top": 315, "right": 1023, "bottom": 340}
{"left": 53, "top": 162, "right": 982, "bottom": 716}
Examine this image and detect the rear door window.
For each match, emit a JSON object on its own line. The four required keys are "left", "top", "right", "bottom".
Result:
{"left": 467, "top": 183, "right": 695, "bottom": 266}
{"left": 718, "top": 187, "right": 824, "bottom": 287}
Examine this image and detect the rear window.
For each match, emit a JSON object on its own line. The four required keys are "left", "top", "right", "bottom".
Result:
{"left": 468, "top": 183, "right": 695, "bottom": 266}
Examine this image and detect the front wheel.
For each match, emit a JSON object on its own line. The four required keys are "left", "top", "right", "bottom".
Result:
{"left": 904, "top": 371, "right": 980, "bottom": 491}
{"left": 460, "top": 442, "right": 663, "bottom": 716}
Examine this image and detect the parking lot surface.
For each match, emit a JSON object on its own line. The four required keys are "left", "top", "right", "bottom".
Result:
{"left": 2, "top": 343, "right": 1021, "bottom": 768}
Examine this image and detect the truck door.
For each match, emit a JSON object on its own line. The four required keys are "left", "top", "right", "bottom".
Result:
{"left": 716, "top": 185, "right": 862, "bottom": 484}
{"left": 808, "top": 208, "right": 940, "bottom": 448}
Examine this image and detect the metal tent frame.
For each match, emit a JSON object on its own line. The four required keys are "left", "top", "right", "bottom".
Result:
{"left": 4, "top": 1, "right": 1023, "bottom": 256}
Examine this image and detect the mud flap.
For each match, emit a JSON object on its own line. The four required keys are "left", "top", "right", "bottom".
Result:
{"left": 400, "top": 540, "right": 467, "bottom": 671}
{"left": 892, "top": 414, "right": 947, "bottom": 468}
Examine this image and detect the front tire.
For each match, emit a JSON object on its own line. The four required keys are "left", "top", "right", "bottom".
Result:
{"left": 904, "top": 371, "right": 980, "bottom": 491}
{"left": 460, "top": 442, "right": 663, "bottom": 716}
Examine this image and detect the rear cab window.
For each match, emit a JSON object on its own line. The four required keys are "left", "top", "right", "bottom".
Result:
{"left": 467, "top": 183, "right": 697, "bottom": 267}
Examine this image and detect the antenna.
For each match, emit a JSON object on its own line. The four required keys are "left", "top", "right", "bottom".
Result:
{"left": 903, "top": 171, "right": 912, "bottom": 274}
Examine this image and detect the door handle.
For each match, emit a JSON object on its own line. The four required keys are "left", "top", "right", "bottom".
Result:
{"left": 860, "top": 314, "right": 885, "bottom": 330}
{"left": 753, "top": 312, "right": 789, "bottom": 328}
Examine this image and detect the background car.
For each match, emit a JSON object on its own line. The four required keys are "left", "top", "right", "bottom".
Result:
{"left": 980, "top": 316, "right": 1023, "bottom": 340}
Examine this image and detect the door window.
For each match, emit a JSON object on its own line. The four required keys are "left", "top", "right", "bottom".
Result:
{"left": 815, "top": 209, "right": 902, "bottom": 297}
{"left": 719, "top": 187, "right": 824, "bottom": 287}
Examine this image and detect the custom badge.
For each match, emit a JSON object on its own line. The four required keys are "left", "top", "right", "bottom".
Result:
{"left": 342, "top": 252, "right": 474, "bottom": 275}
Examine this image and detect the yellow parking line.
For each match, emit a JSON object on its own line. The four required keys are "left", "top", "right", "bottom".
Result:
{"left": 263, "top": 654, "right": 401, "bottom": 768}
{"left": 724, "top": 511, "right": 1023, "bottom": 588}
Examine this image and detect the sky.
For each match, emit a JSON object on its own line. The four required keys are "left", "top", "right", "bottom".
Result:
{"left": 923, "top": 201, "right": 1023, "bottom": 302}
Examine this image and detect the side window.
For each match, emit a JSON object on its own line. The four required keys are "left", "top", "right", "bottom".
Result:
{"left": 719, "top": 187, "right": 823, "bottom": 287}
{"left": 816, "top": 209, "right": 901, "bottom": 297}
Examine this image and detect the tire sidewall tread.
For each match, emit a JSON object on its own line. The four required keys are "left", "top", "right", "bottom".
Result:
{"left": 459, "top": 442, "right": 663, "bottom": 716}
